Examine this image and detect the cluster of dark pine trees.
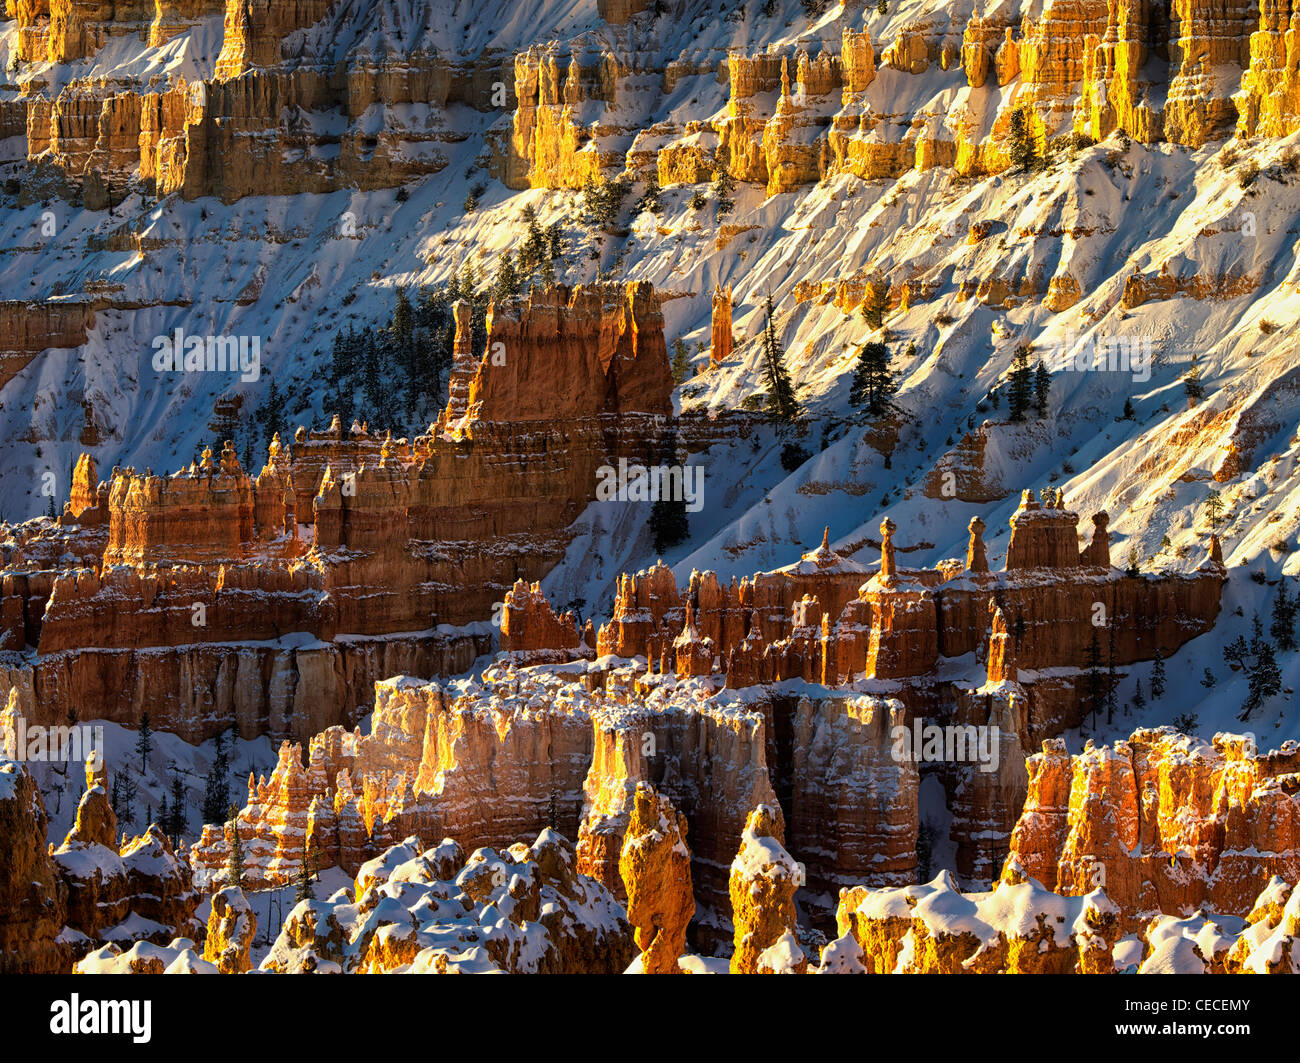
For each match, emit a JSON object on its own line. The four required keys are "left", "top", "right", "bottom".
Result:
{"left": 105, "top": 712, "right": 189, "bottom": 847}
{"left": 315, "top": 281, "right": 464, "bottom": 437}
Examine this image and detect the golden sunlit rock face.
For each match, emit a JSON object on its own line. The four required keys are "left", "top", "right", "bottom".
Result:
{"left": 2, "top": 0, "right": 1300, "bottom": 989}
{"left": 1005, "top": 728, "right": 1300, "bottom": 931}
{"left": 618, "top": 783, "right": 693, "bottom": 973}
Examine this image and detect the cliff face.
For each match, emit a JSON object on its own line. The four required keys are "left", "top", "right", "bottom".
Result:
{"left": 1, "top": 281, "right": 671, "bottom": 741}
{"left": 1005, "top": 727, "right": 1300, "bottom": 930}
{"left": 593, "top": 494, "right": 1222, "bottom": 757}
{"left": 196, "top": 654, "right": 924, "bottom": 942}
{"left": 0, "top": 756, "right": 68, "bottom": 973}
{"left": 1235, "top": 0, "right": 1300, "bottom": 137}
{"left": 499, "top": 45, "right": 622, "bottom": 190}
{"left": 13, "top": 1, "right": 508, "bottom": 204}
{"left": 0, "top": 299, "right": 96, "bottom": 392}
{"left": 9, "top": 0, "right": 1298, "bottom": 214}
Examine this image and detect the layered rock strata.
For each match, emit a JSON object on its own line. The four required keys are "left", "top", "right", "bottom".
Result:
{"left": 192, "top": 658, "right": 919, "bottom": 940}
{"left": 1004, "top": 727, "right": 1300, "bottom": 930}
{"left": 0, "top": 282, "right": 672, "bottom": 742}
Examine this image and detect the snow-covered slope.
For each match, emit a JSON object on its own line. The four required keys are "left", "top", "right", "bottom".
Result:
{"left": 1, "top": 0, "right": 1297, "bottom": 781}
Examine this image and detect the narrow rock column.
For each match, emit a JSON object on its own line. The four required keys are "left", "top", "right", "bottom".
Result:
{"left": 729, "top": 804, "right": 805, "bottom": 973}
{"left": 618, "top": 783, "right": 694, "bottom": 974}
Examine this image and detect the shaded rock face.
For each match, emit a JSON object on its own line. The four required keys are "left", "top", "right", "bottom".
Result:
{"left": 500, "top": 578, "right": 581, "bottom": 659}
{"left": 0, "top": 757, "right": 68, "bottom": 973}
{"left": 54, "top": 766, "right": 201, "bottom": 960}
{"left": 0, "top": 299, "right": 96, "bottom": 392}
{"left": 261, "top": 831, "right": 633, "bottom": 974}
{"left": 618, "top": 783, "right": 693, "bottom": 973}
{"left": 1005, "top": 728, "right": 1300, "bottom": 931}
{"left": 0, "top": 745, "right": 199, "bottom": 972}
{"left": 1, "top": 282, "right": 672, "bottom": 742}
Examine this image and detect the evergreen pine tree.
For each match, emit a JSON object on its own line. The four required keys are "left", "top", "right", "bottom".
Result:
{"left": 1270, "top": 579, "right": 1297, "bottom": 651}
{"left": 202, "top": 730, "right": 231, "bottom": 826}
{"left": 1122, "top": 397, "right": 1135, "bottom": 420}
{"left": 1203, "top": 490, "right": 1224, "bottom": 528}
{"left": 1008, "top": 346, "right": 1033, "bottom": 422}
{"left": 134, "top": 712, "right": 153, "bottom": 774}
{"left": 1200, "top": 668, "right": 1216, "bottom": 688}
{"left": 670, "top": 337, "right": 692, "bottom": 385}
{"left": 492, "top": 251, "right": 521, "bottom": 302}
{"left": 634, "top": 176, "right": 663, "bottom": 216}
{"left": 712, "top": 165, "right": 736, "bottom": 220}
{"left": 517, "top": 219, "right": 547, "bottom": 277}
{"left": 1105, "top": 625, "right": 1118, "bottom": 724}
{"left": 170, "top": 774, "right": 187, "bottom": 842}
{"left": 760, "top": 294, "right": 800, "bottom": 425}
{"left": 1183, "top": 352, "right": 1205, "bottom": 404}
{"left": 545, "top": 221, "right": 566, "bottom": 264}
{"left": 648, "top": 428, "right": 689, "bottom": 555}
{"left": 1033, "top": 360, "right": 1050, "bottom": 417}
{"left": 391, "top": 285, "right": 414, "bottom": 344}
{"left": 1241, "top": 617, "right": 1282, "bottom": 720}
{"left": 1008, "top": 108, "right": 1039, "bottom": 172}
{"left": 157, "top": 793, "right": 169, "bottom": 834}
{"left": 861, "top": 286, "right": 889, "bottom": 331}
{"left": 1132, "top": 679, "right": 1146, "bottom": 711}
{"left": 1150, "top": 649, "right": 1166, "bottom": 699}
{"left": 226, "top": 803, "right": 244, "bottom": 889}
{"left": 114, "top": 769, "right": 137, "bottom": 828}
{"left": 361, "top": 331, "right": 381, "bottom": 421}
{"left": 294, "top": 855, "right": 312, "bottom": 904}
{"left": 263, "top": 376, "right": 287, "bottom": 450}
{"left": 1084, "top": 631, "right": 1104, "bottom": 730}
{"left": 848, "top": 340, "right": 897, "bottom": 418}
{"left": 110, "top": 767, "right": 125, "bottom": 820}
